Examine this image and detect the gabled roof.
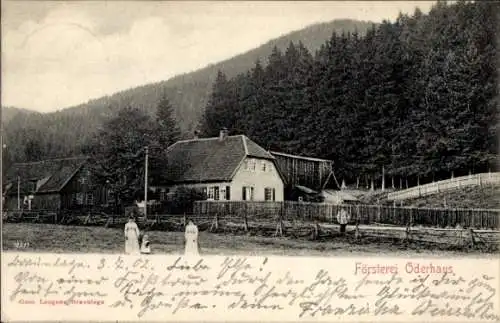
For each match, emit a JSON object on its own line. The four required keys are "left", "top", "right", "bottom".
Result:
{"left": 294, "top": 185, "right": 318, "bottom": 195}
{"left": 321, "top": 189, "right": 359, "bottom": 202}
{"left": 158, "top": 135, "right": 275, "bottom": 184}
{"left": 4, "top": 156, "right": 89, "bottom": 194}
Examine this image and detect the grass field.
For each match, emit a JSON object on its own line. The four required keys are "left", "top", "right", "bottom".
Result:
{"left": 1, "top": 222, "right": 496, "bottom": 257}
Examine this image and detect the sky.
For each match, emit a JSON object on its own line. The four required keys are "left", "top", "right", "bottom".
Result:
{"left": 2, "top": 1, "right": 436, "bottom": 113}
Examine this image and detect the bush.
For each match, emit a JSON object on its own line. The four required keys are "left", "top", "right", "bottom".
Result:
{"left": 166, "top": 187, "right": 206, "bottom": 214}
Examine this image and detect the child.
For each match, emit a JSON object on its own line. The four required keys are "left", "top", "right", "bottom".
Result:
{"left": 140, "top": 234, "right": 151, "bottom": 254}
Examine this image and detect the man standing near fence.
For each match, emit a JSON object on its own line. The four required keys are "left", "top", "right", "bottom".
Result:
{"left": 337, "top": 205, "right": 350, "bottom": 234}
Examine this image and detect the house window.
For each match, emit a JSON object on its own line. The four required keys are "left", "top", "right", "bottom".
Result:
{"left": 242, "top": 186, "right": 254, "bottom": 201}
{"left": 86, "top": 192, "right": 94, "bottom": 205}
{"left": 107, "top": 190, "right": 115, "bottom": 204}
{"left": 213, "top": 186, "right": 220, "bottom": 200}
{"left": 262, "top": 161, "right": 267, "bottom": 171}
{"left": 264, "top": 188, "right": 276, "bottom": 201}
{"left": 160, "top": 189, "right": 168, "bottom": 201}
{"left": 225, "top": 186, "right": 231, "bottom": 200}
{"left": 74, "top": 192, "right": 84, "bottom": 205}
{"left": 28, "top": 181, "right": 37, "bottom": 193}
{"left": 201, "top": 187, "right": 207, "bottom": 198}
{"left": 245, "top": 159, "right": 256, "bottom": 171}
{"left": 79, "top": 176, "right": 88, "bottom": 185}
{"left": 208, "top": 187, "right": 215, "bottom": 200}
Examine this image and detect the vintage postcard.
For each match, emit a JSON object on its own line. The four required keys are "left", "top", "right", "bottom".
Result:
{"left": 1, "top": 0, "right": 499, "bottom": 322}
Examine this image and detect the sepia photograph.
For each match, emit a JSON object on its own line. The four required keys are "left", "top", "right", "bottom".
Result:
{"left": 1, "top": 1, "right": 499, "bottom": 321}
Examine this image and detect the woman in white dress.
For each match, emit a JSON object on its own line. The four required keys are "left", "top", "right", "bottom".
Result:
{"left": 184, "top": 221, "right": 199, "bottom": 256}
{"left": 124, "top": 216, "right": 140, "bottom": 254}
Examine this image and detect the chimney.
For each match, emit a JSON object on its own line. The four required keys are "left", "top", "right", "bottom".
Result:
{"left": 193, "top": 130, "right": 200, "bottom": 139}
{"left": 219, "top": 128, "right": 228, "bottom": 141}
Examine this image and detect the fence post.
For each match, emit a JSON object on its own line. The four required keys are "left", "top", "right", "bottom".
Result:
{"left": 210, "top": 213, "right": 219, "bottom": 232}
{"left": 244, "top": 212, "right": 249, "bottom": 232}
{"left": 469, "top": 228, "right": 476, "bottom": 248}
{"left": 405, "top": 219, "right": 412, "bottom": 242}
{"left": 311, "top": 221, "right": 320, "bottom": 240}
{"left": 275, "top": 214, "right": 283, "bottom": 237}
{"left": 355, "top": 210, "right": 361, "bottom": 240}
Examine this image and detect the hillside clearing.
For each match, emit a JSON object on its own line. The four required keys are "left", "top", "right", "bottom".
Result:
{"left": 405, "top": 184, "right": 500, "bottom": 209}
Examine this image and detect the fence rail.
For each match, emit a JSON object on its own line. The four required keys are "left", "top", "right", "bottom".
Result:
{"left": 386, "top": 172, "right": 500, "bottom": 201}
{"left": 194, "top": 200, "right": 500, "bottom": 229}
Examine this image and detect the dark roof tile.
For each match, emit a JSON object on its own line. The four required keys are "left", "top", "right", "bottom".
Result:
{"left": 5, "top": 156, "right": 88, "bottom": 194}
{"left": 158, "top": 135, "right": 274, "bottom": 184}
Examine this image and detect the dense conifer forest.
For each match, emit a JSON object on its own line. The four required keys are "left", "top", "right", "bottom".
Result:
{"left": 200, "top": 0, "right": 498, "bottom": 186}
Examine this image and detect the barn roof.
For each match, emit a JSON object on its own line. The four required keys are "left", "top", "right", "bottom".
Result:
{"left": 270, "top": 151, "right": 333, "bottom": 163}
{"left": 321, "top": 190, "right": 359, "bottom": 202}
{"left": 294, "top": 185, "right": 318, "bottom": 194}
{"left": 4, "top": 156, "right": 89, "bottom": 194}
{"left": 157, "top": 135, "right": 275, "bottom": 184}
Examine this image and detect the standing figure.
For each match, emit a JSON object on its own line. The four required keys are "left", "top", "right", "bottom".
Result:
{"left": 124, "top": 216, "right": 140, "bottom": 254}
{"left": 184, "top": 221, "right": 199, "bottom": 256}
{"left": 141, "top": 234, "right": 151, "bottom": 254}
{"left": 336, "top": 205, "right": 350, "bottom": 234}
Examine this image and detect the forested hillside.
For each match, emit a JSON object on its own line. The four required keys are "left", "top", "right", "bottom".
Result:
{"left": 200, "top": 1, "right": 498, "bottom": 186}
{"left": 2, "top": 19, "right": 372, "bottom": 165}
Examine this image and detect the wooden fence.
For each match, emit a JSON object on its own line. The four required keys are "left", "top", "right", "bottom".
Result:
{"left": 194, "top": 200, "right": 500, "bottom": 229}
{"left": 387, "top": 172, "right": 500, "bottom": 201}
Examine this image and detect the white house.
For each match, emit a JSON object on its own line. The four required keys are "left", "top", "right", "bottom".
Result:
{"left": 152, "top": 129, "right": 285, "bottom": 201}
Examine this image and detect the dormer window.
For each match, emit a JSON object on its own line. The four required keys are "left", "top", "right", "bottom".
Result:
{"left": 244, "top": 159, "right": 256, "bottom": 171}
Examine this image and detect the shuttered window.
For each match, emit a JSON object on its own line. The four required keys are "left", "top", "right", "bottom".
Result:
{"left": 264, "top": 188, "right": 276, "bottom": 201}
{"left": 242, "top": 187, "right": 254, "bottom": 201}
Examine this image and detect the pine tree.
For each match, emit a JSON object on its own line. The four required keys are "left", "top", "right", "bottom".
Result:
{"left": 89, "top": 106, "right": 156, "bottom": 204}
{"left": 155, "top": 93, "right": 180, "bottom": 148}
{"left": 200, "top": 70, "right": 234, "bottom": 137}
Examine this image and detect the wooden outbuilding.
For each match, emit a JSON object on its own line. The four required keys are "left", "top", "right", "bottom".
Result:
{"left": 3, "top": 156, "right": 105, "bottom": 212}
